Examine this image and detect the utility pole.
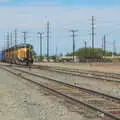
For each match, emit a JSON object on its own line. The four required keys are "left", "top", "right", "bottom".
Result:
{"left": 11, "top": 32, "right": 12, "bottom": 47}
{"left": 69, "top": 30, "right": 78, "bottom": 62}
{"left": 15, "top": 29, "right": 17, "bottom": 46}
{"left": 113, "top": 40, "right": 116, "bottom": 56}
{"left": 37, "top": 32, "right": 43, "bottom": 61}
{"left": 10, "top": 32, "right": 12, "bottom": 59}
{"left": 13, "top": 29, "right": 17, "bottom": 60}
{"left": 103, "top": 35, "right": 106, "bottom": 56}
{"left": 4, "top": 34, "right": 6, "bottom": 51}
{"left": 56, "top": 46, "right": 58, "bottom": 62}
{"left": 102, "top": 37, "right": 103, "bottom": 50}
{"left": 7, "top": 32, "right": 10, "bottom": 60}
{"left": 22, "top": 31, "right": 27, "bottom": 43}
{"left": 56, "top": 46, "right": 58, "bottom": 57}
{"left": 47, "top": 21, "right": 50, "bottom": 61}
{"left": 91, "top": 16, "right": 95, "bottom": 59}
{"left": 84, "top": 40, "right": 87, "bottom": 58}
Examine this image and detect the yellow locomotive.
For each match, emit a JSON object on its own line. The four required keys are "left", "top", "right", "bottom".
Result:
{"left": 4, "top": 43, "right": 33, "bottom": 65}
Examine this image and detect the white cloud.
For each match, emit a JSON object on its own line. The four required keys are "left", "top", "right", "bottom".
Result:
{"left": 0, "top": 6, "right": 120, "bottom": 54}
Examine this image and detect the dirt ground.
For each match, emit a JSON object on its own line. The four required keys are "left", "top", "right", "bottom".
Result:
{"left": 34, "top": 62, "right": 120, "bottom": 73}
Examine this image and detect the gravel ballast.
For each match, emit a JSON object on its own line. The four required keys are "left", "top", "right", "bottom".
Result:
{"left": 0, "top": 68, "right": 96, "bottom": 120}
{"left": 16, "top": 67, "right": 120, "bottom": 98}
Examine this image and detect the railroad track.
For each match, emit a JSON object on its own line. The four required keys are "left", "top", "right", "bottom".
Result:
{"left": 0, "top": 65, "right": 120, "bottom": 120}
{"left": 32, "top": 64, "right": 120, "bottom": 82}
{"left": 1, "top": 63, "right": 120, "bottom": 82}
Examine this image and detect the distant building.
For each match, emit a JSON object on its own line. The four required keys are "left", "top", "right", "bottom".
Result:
{"left": 103, "top": 56, "right": 120, "bottom": 62}
{"left": 58, "top": 56, "right": 78, "bottom": 62}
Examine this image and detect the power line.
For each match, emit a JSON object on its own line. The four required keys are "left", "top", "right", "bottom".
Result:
{"left": 69, "top": 29, "right": 78, "bottom": 62}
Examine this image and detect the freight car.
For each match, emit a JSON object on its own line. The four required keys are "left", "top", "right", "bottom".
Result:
{"left": 0, "top": 51, "right": 4, "bottom": 62}
{"left": 3, "top": 43, "right": 33, "bottom": 65}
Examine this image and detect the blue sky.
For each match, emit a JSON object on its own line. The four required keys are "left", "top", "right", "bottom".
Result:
{"left": 59, "top": 0, "right": 120, "bottom": 6}
{"left": 1, "top": 0, "right": 120, "bottom": 6}
{"left": 0, "top": 0, "right": 120, "bottom": 55}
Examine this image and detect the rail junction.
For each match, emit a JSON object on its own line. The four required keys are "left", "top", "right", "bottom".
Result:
{"left": 0, "top": 64, "right": 120, "bottom": 120}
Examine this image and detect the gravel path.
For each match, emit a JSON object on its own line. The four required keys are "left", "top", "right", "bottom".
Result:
{"left": 0, "top": 69, "right": 89, "bottom": 120}
{"left": 17, "top": 67, "right": 120, "bottom": 98}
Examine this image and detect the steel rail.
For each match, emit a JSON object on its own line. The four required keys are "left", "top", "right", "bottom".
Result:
{"left": 11, "top": 67, "right": 120, "bottom": 102}
{"left": 30, "top": 64, "right": 120, "bottom": 82}
{"left": 3, "top": 64, "right": 120, "bottom": 80}
{"left": 0, "top": 66, "right": 120, "bottom": 120}
{"left": 33, "top": 64, "right": 120, "bottom": 80}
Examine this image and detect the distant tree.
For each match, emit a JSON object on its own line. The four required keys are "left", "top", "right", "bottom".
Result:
{"left": 50, "top": 56, "right": 56, "bottom": 60}
{"left": 66, "top": 48, "right": 113, "bottom": 58}
{"left": 105, "top": 51, "right": 112, "bottom": 56}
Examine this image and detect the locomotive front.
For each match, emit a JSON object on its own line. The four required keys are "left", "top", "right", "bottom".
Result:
{"left": 26, "top": 44, "right": 34, "bottom": 65}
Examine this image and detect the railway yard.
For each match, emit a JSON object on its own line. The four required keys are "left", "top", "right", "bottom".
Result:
{"left": 0, "top": 1, "right": 120, "bottom": 120}
{"left": 0, "top": 62, "right": 119, "bottom": 120}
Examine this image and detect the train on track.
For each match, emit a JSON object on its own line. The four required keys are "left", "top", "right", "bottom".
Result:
{"left": 0, "top": 43, "right": 34, "bottom": 65}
